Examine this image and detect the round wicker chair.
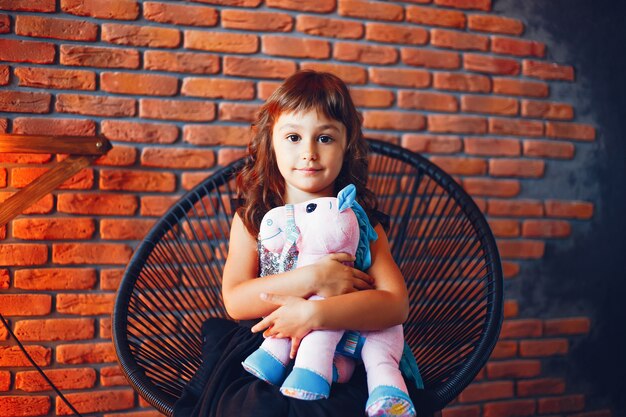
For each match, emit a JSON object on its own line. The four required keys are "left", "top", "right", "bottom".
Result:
{"left": 113, "top": 139, "right": 503, "bottom": 416}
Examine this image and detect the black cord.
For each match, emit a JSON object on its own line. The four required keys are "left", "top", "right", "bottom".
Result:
{"left": 0, "top": 312, "right": 84, "bottom": 417}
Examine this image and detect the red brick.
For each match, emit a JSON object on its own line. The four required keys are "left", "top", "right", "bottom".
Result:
{"left": 60, "top": 45, "right": 140, "bottom": 69}
{"left": 442, "top": 405, "right": 481, "bottom": 417}
{"left": 186, "top": 0, "right": 260, "bottom": 5}
{"left": 140, "top": 196, "right": 180, "bottom": 217}
{"left": 488, "top": 199, "right": 543, "bottom": 217}
{"left": 56, "top": 390, "right": 135, "bottom": 415}
{"left": 523, "top": 59, "right": 575, "bottom": 81}
{"left": 100, "top": 219, "right": 156, "bottom": 240}
{"left": 13, "top": 218, "right": 94, "bottom": 240}
{"left": 497, "top": 240, "right": 545, "bottom": 259}
{"left": 0, "top": 269, "right": 9, "bottom": 290}
{"left": 488, "top": 219, "right": 520, "bottom": 238}
{"left": 16, "top": 368, "right": 96, "bottom": 392}
{"left": 13, "top": 118, "right": 95, "bottom": 136}
{"left": 15, "top": 67, "right": 95, "bottom": 90}
{"left": 489, "top": 118, "right": 543, "bottom": 137}
{"left": 140, "top": 98, "right": 215, "bottom": 122}
{"left": 0, "top": 39, "right": 55, "bottom": 64}
{"left": 370, "top": 68, "right": 430, "bottom": 88}
{"left": 0, "top": 370, "right": 9, "bottom": 390}
{"left": 296, "top": 15, "right": 363, "bottom": 39}
{"left": 463, "top": 178, "right": 520, "bottom": 198}
{"left": 406, "top": 5, "right": 466, "bottom": 28}
{"left": 432, "top": 29, "right": 489, "bottom": 51}
{"left": 100, "top": 269, "right": 124, "bottom": 291}
{"left": 434, "top": 72, "right": 490, "bottom": 92}
{"left": 182, "top": 172, "right": 212, "bottom": 190}
{"left": 101, "top": 72, "right": 177, "bottom": 96}
{"left": 519, "top": 339, "right": 568, "bottom": 357}
{"left": 523, "top": 220, "right": 571, "bottom": 238}
{"left": 15, "top": 15, "right": 97, "bottom": 41}
{"left": 538, "top": 395, "right": 585, "bottom": 414}
{"left": 144, "top": 51, "right": 219, "bottom": 75}
{"left": 184, "top": 30, "right": 258, "bottom": 54}
{"left": 99, "top": 170, "right": 176, "bottom": 192}
{"left": 402, "top": 48, "right": 460, "bottom": 69}
{"left": 267, "top": 0, "right": 335, "bottom": 12}
{"left": 53, "top": 243, "right": 132, "bottom": 265}
{"left": 300, "top": 62, "right": 367, "bottom": 84}
{"left": 464, "top": 137, "right": 520, "bottom": 156}
{"left": 545, "top": 200, "right": 593, "bottom": 219}
{"left": 489, "top": 159, "right": 545, "bottom": 178}
{"left": 459, "top": 381, "right": 513, "bottom": 402}
{"left": 100, "top": 366, "right": 127, "bottom": 387}
{"left": 366, "top": 22, "right": 428, "bottom": 45}
{"left": 56, "top": 94, "right": 135, "bottom": 117}
{"left": 102, "top": 23, "right": 180, "bottom": 48}
{"left": 0, "top": 396, "right": 51, "bottom": 416}
{"left": 14, "top": 269, "right": 96, "bottom": 290}
{"left": 486, "top": 360, "right": 541, "bottom": 379}
{"left": 0, "top": 0, "right": 55, "bottom": 12}
{"left": 0, "top": 65, "right": 8, "bottom": 85}
{"left": 546, "top": 121, "right": 595, "bottom": 141}
{"left": 517, "top": 378, "right": 565, "bottom": 397}
{"left": 544, "top": 317, "right": 591, "bottom": 335}
{"left": 399, "top": 91, "right": 458, "bottom": 112}
{"left": 11, "top": 167, "right": 93, "bottom": 190}
{"left": 435, "top": 0, "right": 491, "bottom": 10}
{"left": 464, "top": 53, "right": 520, "bottom": 75}
{"left": 57, "top": 294, "right": 115, "bottom": 316}
{"left": 219, "top": 103, "right": 258, "bottom": 123}
{"left": 141, "top": 147, "right": 215, "bottom": 169}
{"left": 522, "top": 100, "right": 573, "bottom": 120}
{"left": 462, "top": 95, "right": 518, "bottom": 115}
{"left": 94, "top": 145, "right": 137, "bottom": 167}
{"left": 61, "top": 0, "right": 139, "bottom": 20}
{"left": 493, "top": 77, "right": 548, "bottom": 97}
{"left": 263, "top": 35, "right": 330, "bottom": 59}
{"left": 224, "top": 56, "right": 296, "bottom": 79}
{"left": 468, "top": 14, "right": 524, "bottom": 35}
{"left": 523, "top": 140, "right": 574, "bottom": 159}
{"left": 338, "top": 0, "right": 404, "bottom": 21}
{"left": 14, "top": 318, "right": 94, "bottom": 341}
{"left": 490, "top": 340, "right": 518, "bottom": 358}
{"left": 101, "top": 120, "right": 178, "bottom": 144}
{"left": 0, "top": 294, "right": 51, "bottom": 316}
{"left": 57, "top": 193, "right": 137, "bottom": 216}
{"left": 483, "top": 399, "right": 536, "bottom": 417}
{"left": 350, "top": 88, "right": 394, "bottom": 108}
{"left": 0, "top": 192, "right": 53, "bottom": 214}
{"left": 429, "top": 156, "right": 487, "bottom": 175}
{"left": 0, "top": 244, "right": 47, "bottom": 266}
{"left": 363, "top": 111, "right": 426, "bottom": 131}
{"left": 428, "top": 115, "right": 487, "bottom": 134}
{"left": 182, "top": 77, "right": 255, "bottom": 100}
{"left": 402, "top": 135, "right": 462, "bottom": 154}
{"left": 144, "top": 1, "right": 217, "bottom": 26}
{"left": 0, "top": 91, "right": 51, "bottom": 114}
{"left": 222, "top": 9, "right": 293, "bottom": 32}
{"left": 492, "top": 37, "right": 545, "bottom": 57}
{"left": 217, "top": 148, "right": 247, "bottom": 166}
{"left": 183, "top": 125, "right": 251, "bottom": 146}
{"left": 503, "top": 261, "right": 520, "bottom": 278}
{"left": 100, "top": 318, "right": 112, "bottom": 339}
{"left": 0, "top": 345, "right": 50, "bottom": 367}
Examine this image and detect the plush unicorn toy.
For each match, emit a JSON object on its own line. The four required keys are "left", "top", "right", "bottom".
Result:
{"left": 242, "top": 184, "right": 416, "bottom": 417}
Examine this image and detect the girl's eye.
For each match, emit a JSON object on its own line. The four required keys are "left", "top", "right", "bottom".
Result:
{"left": 286, "top": 134, "right": 300, "bottom": 143}
{"left": 318, "top": 135, "right": 333, "bottom": 144}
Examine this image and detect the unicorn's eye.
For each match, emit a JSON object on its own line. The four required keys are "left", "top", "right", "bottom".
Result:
{"left": 306, "top": 203, "right": 317, "bottom": 213}
{"left": 266, "top": 219, "right": 273, "bottom": 226}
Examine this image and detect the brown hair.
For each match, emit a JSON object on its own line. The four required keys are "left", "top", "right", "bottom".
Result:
{"left": 236, "top": 70, "right": 377, "bottom": 237}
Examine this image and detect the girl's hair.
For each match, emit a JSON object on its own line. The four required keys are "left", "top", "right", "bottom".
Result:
{"left": 236, "top": 69, "right": 377, "bottom": 237}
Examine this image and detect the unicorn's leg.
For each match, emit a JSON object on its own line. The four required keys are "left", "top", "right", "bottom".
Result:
{"left": 361, "top": 325, "right": 415, "bottom": 417}
{"left": 242, "top": 336, "right": 291, "bottom": 385}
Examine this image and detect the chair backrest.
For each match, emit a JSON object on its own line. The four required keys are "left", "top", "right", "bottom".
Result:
{"left": 113, "top": 139, "right": 503, "bottom": 416}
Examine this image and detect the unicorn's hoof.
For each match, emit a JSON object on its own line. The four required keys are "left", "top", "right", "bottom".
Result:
{"left": 241, "top": 349, "right": 287, "bottom": 386}
{"left": 280, "top": 367, "right": 330, "bottom": 401}
{"left": 365, "top": 385, "right": 416, "bottom": 417}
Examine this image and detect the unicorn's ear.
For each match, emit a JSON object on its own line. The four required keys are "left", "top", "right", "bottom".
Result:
{"left": 337, "top": 184, "right": 357, "bottom": 212}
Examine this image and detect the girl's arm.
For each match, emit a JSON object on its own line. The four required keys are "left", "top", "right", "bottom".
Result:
{"left": 222, "top": 213, "right": 374, "bottom": 320}
{"left": 253, "top": 223, "right": 409, "bottom": 336}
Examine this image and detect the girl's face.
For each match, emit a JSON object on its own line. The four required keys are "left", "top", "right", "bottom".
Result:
{"left": 271, "top": 109, "right": 347, "bottom": 204}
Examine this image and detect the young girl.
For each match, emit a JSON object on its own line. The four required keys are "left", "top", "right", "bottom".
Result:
{"left": 174, "top": 70, "right": 418, "bottom": 417}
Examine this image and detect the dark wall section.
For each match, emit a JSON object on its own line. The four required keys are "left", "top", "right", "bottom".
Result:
{"left": 495, "top": 0, "right": 626, "bottom": 414}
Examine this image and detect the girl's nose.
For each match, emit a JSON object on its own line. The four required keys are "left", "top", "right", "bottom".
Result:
{"left": 301, "top": 151, "right": 318, "bottom": 161}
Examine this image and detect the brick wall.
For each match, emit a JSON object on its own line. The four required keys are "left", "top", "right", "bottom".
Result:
{"left": 0, "top": 0, "right": 607, "bottom": 416}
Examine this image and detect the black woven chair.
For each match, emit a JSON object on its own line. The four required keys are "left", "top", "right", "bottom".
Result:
{"left": 113, "top": 139, "right": 503, "bottom": 416}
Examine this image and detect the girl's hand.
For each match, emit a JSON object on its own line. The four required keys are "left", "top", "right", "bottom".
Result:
{"left": 251, "top": 293, "right": 318, "bottom": 359}
{"left": 310, "top": 253, "right": 375, "bottom": 297}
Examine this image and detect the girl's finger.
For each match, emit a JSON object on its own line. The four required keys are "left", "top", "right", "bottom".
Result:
{"left": 251, "top": 316, "right": 272, "bottom": 333}
{"left": 353, "top": 269, "right": 374, "bottom": 285}
{"left": 290, "top": 338, "right": 301, "bottom": 359}
{"left": 329, "top": 252, "right": 355, "bottom": 262}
